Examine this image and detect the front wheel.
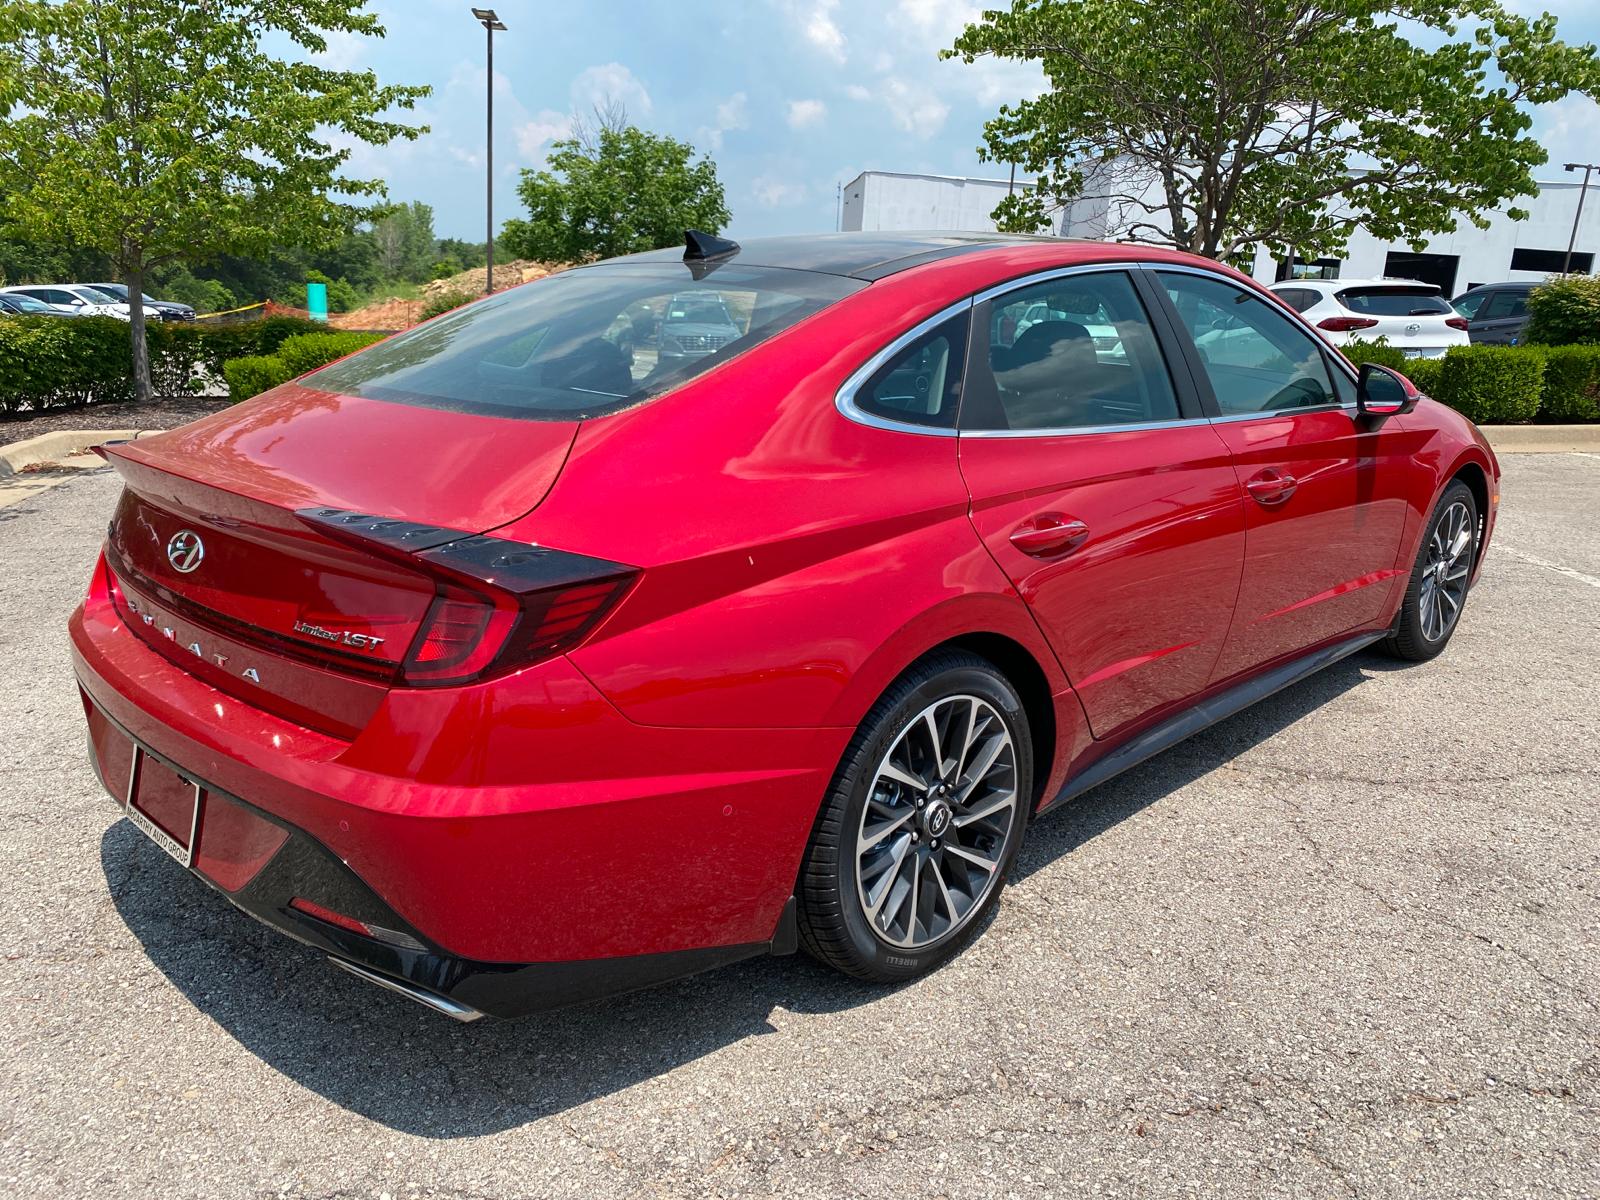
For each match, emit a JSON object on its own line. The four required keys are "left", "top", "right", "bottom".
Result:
{"left": 1382, "top": 481, "right": 1478, "bottom": 661}
{"left": 796, "top": 651, "right": 1032, "bottom": 982}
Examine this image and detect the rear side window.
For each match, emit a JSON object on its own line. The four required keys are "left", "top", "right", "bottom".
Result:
{"left": 1274, "top": 288, "right": 1320, "bottom": 313}
{"left": 1336, "top": 286, "right": 1452, "bottom": 316}
{"left": 853, "top": 313, "right": 969, "bottom": 429}
{"left": 307, "top": 264, "right": 864, "bottom": 420}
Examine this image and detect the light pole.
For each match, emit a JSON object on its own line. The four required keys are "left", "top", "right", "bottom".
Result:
{"left": 1563, "top": 161, "right": 1599, "bottom": 275}
{"left": 472, "top": 8, "right": 507, "bottom": 295}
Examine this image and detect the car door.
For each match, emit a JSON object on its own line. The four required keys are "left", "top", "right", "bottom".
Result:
{"left": 1153, "top": 269, "right": 1414, "bottom": 683}
{"left": 957, "top": 267, "right": 1246, "bottom": 741}
{"left": 1471, "top": 288, "right": 1531, "bottom": 344}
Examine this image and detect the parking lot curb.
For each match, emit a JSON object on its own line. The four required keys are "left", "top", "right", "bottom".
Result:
{"left": 0, "top": 429, "right": 148, "bottom": 479}
{"left": 1480, "top": 424, "right": 1600, "bottom": 453}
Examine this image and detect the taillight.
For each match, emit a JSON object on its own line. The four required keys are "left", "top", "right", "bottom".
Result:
{"left": 1317, "top": 316, "right": 1380, "bottom": 332}
{"left": 299, "top": 508, "right": 638, "bottom": 688}
{"left": 1446, "top": 316, "right": 1470, "bottom": 330}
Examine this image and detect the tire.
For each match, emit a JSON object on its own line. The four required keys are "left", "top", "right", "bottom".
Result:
{"left": 796, "top": 650, "right": 1033, "bottom": 982}
{"left": 1382, "top": 480, "right": 1479, "bottom": 662}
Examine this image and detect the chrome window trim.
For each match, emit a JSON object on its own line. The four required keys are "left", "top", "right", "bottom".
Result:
{"left": 834, "top": 258, "right": 1366, "bottom": 440}
{"left": 834, "top": 298, "right": 973, "bottom": 438}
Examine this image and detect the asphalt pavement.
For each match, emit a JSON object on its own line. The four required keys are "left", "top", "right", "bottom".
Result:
{"left": 1, "top": 455, "right": 1595, "bottom": 1199}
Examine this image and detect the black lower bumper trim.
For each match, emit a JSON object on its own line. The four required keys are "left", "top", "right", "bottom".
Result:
{"left": 86, "top": 698, "right": 778, "bottom": 1020}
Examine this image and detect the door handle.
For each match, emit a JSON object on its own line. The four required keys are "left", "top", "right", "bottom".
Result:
{"left": 1009, "top": 514, "right": 1090, "bottom": 558}
{"left": 1245, "top": 469, "right": 1298, "bottom": 506}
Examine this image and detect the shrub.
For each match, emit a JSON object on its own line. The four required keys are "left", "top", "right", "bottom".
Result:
{"left": 0, "top": 315, "right": 134, "bottom": 412}
{"left": 154, "top": 269, "right": 236, "bottom": 316}
{"left": 1341, "top": 337, "right": 1411, "bottom": 373}
{"left": 222, "top": 355, "right": 293, "bottom": 403}
{"left": 420, "top": 288, "right": 475, "bottom": 321}
{"left": 274, "top": 330, "right": 386, "bottom": 377}
{"left": 1523, "top": 274, "right": 1600, "bottom": 345}
{"left": 1537, "top": 344, "right": 1600, "bottom": 421}
{"left": 1434, "top": 344, "right": 1545, "bottom": 423}
{"left": 1400, "top": 356, "right": 1443, "bottom": 397}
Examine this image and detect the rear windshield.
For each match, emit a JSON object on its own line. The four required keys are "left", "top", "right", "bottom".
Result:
{"left": 1336, "top": 286, "right": 1452, "bottom": 316}
{"left": 307, "top": 263, "right": 864, "bottom": 419}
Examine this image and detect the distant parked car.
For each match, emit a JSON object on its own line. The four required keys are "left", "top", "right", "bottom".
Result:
{"left": 0, "top": 283, "right": 140, "bottom": 321}
{"left": 657, "top": 292, "right": 744, "bottom": 365}
{"left": 0, "top": 292, "right": 73, "bottom": 318}
{"left": 1270, "top": 279, "right": 1470, "bottom": 357}
{"left": 84, "top": 283, "right": 196, "bottom": 322}
{"left": 1450, "top": 282, "right": 1536, "bottom": 345}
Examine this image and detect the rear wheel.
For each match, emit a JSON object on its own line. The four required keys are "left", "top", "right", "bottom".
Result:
{"left": 1382, "top": 481, "right": 1478, "bottom": 661}
{"left": 797, "top": 652, "right": 1032, "bottom": 981}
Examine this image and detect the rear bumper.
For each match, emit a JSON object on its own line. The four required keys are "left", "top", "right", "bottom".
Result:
{"left": 70, "top": 565, "right": 837, "bottom": 1016}
{"left": 85, "top": 700, "right": 781, "bottom": 1019}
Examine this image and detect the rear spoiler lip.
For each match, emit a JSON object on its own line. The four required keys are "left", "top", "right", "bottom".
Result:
{"left": 294, "top": 507, "right": 636, "bottom": 598}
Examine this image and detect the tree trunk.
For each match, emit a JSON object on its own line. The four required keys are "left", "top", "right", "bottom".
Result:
{"left": 125, "top": 260, "right": 153, "bottom": 403}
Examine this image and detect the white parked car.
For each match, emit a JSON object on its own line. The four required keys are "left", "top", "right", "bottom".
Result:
{"left": 0, "top": 283, "right": 155, "bottom": 322}
{"left": 1269, "top": 279, "right": 1470, "bottom": 357}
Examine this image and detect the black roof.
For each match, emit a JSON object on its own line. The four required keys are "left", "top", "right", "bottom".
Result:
{"left": 607, "top": 231, "right": 1066, "bottom": 281}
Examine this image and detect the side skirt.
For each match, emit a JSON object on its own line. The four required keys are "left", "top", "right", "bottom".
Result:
{"left": 1048, "top": 630, "right": 1386, "bottom": 808}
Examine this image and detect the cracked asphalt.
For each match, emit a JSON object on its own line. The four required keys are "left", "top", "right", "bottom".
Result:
{"left": 2, "top": 454, "right": 1596, "bottom": 1199}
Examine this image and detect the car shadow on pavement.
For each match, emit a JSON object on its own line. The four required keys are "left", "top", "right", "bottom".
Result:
{"left": 103, "top": 650, "right": 1385, "bottom": 1138}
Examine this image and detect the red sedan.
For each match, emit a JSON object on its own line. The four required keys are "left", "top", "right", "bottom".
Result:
{"left": 70, "top": 233, "right": 1499, "bottom": 1020}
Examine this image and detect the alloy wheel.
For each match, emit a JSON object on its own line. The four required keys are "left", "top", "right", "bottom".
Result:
{"left": 854, "top": 695, "right": 1019, "bottom": 949}
{"left": 1419, "top": 500, "right": 1474, "bottom": 642}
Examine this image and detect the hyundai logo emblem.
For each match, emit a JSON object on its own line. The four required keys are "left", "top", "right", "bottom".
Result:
{"left": 166, "top": 530, "right": 205, "bottom": 574}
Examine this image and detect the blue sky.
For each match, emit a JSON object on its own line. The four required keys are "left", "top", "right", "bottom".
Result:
{"left": 326, "top": 0, "right": 1600, "bottom": 243}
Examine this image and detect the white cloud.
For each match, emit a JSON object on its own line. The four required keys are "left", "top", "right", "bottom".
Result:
{"left": 570, "top": 62, "right": 654, "bottom": 119}
{"left": 699, "top": 91, "right": 749, "bottom": 151}
{"left": 797, "top": 0, "right": 846, "bottom": 62}
{"left": 843, "top": 84, "right": 872, "bottom": 102}
{"left": 309, "top": 29, "right": 367, "bottom": 71}
{"left": 787, "top": 99, "right": 827, "bottom": 129}
{"left": 514, "top": 109, "right": 573, "bottom": 162}
{"left": 752, "top": 174, "right": 807, "bottom": 207}
{"left": 882, "top": 77, "right": 951, "bottom": 140}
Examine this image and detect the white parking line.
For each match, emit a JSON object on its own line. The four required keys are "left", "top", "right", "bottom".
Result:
{"left": 1496, "top": 545, "right": 1600, "bottom": 590}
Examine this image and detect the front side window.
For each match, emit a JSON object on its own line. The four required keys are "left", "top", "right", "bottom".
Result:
{"left": 852, "top": 313, "right": 968, "bottom": 429}
{"left": 308, "top": 263, "right": 864, "bottom": 420}
{"left": 1452, "top": 291, "right": 1488, "bottom": 319}
{"left": 1161, "top": 273, "right": 1337, "bottom": 415}
{"left": 963, "top": 271, "right": 1180, "bottom": 431}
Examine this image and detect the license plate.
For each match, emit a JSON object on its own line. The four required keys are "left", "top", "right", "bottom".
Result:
{"left": 124, "top": 746, "right": 202, "bottom": 868}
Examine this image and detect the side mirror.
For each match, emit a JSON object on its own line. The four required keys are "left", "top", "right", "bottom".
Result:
{"left": 69, "top": 297, "right": 87, "bottom": 307}
{"left": 1356, "top": 363, "right": 1420, "bottom": 418}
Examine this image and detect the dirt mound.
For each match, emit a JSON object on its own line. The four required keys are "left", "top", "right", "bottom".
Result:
{"left": 332, "top": 260, "right": 568, "bottom": 331}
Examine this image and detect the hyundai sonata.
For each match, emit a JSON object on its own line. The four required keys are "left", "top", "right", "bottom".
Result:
{"left": 71, "top": 232, "right": 1498, "bottom": 1020}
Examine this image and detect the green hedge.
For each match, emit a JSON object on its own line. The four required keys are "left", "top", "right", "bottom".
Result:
{"left": 1538, "top": 344, "right": 1600, "bottom": 421}
{"left": 221, "top": 330, "right": 387, "bottom": 402}
{"left": 222, "top": 355, "right": 294, "bottom": 403}
{"left": 0, "top": 316, "right": 134, "bottom": 413}
{"left": 1401, "top": 356, "right": 1443, "bottom": 397}
{"left": 274, "top": 331, "right": 386, "bottom": 377}
{"left": 1436, "top": 344, "right": 1546, "bottom": 423}
{"left": 1342, "top": 338, "right": 1412, "bottom": 374}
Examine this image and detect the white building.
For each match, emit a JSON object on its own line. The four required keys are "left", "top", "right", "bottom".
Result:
{"left": 841, "top": 167, "right": 1600, "bottom": 296}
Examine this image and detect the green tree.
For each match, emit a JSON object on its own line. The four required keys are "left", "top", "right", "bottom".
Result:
{"left": 502, "top": 122, "right": 729, "bottom": 262}
{"left": 0, "top": 0, "right": 427, "bottom": 401}
{"left": 946, "top": 0, "right": 1600, "bottom": 261}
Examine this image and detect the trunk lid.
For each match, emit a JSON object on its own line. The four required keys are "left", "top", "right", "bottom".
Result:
{"left": 101, "top": 386, "right": 581, "bottom": 736}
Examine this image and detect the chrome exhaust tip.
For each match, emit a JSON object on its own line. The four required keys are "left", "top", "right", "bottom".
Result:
{"left": 328, "top": 956, "right": 484, "bottom": 1022}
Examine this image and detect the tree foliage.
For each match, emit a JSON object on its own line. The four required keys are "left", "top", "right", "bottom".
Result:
{"left": 0, "top": 0, "right": 428, "bottom": 398}
{"left": 946, "top": 0, "right": 1600, "bottom": 261}
{"left": 502, "top": 117, "right": 729, "bottom": 263}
